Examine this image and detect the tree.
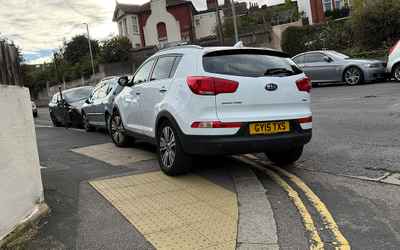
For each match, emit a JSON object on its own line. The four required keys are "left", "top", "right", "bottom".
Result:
{"left": 99, "top": 36, "right": 132, "bottom": 63}
{"left": 63, "top": 35, "right": 99, "bottom": 65}
{"left": 352, "top": 0, "right": 400, "bottom": 49}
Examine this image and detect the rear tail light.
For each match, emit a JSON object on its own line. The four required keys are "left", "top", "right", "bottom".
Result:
{"left": 187, "top": 76, "right": 239, "bottom": 95}
{"left": 298, "top": 117, "right": 312, "bottom": 123}
{"left": 389, "top": 46, "right": 395, "bottom": 55}
{"left": 191, "top": 121, "right": 242, "bottom": 128}
{"left": 389, "top": 41, "right": 399, "bottom": 55}
{"left": 296, "top": 77, "right": 312, "bottom": 93}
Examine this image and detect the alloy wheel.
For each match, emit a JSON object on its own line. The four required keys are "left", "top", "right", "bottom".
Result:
{"left": 344, "top": 67, "right": 362, "bottom": 85}
{"left": 111, "top": 113, "right": 125, "bottom": 145}
{"left": 159, "top": 126, "right": 176, "bottom": 169}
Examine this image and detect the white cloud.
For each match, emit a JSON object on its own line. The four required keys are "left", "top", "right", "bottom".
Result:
{"left": 24, "top": 55, "right": 53, "bottom": 65}
{"left": 0, "top": 0, "right": 276, "bottom": 63}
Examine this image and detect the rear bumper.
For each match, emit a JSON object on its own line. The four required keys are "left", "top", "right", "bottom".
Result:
{"left": 179, "top": 121, "right": 312, "bottom": 155}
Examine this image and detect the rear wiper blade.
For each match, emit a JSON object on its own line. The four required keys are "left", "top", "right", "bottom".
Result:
{"left": 264, "top": 68, "right": 294, "bottom": 76}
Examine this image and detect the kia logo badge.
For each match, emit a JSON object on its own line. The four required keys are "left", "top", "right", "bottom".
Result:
{"left": 265, "top": 83, "right": 278, "bottom": 91}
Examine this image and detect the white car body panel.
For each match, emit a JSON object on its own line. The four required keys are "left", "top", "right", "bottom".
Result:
{"left": 115, "top": 46, "right": 312, "bottom": 140}
{"left": 388, "top": 40, "right": 400, "bottom": 73}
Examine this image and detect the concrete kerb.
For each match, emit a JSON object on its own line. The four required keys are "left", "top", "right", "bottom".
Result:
{"left": 230, "top": 164, "right": 279, "bottom": 249}
{"left": 0, "top": 202, "right": 49, "bottom": 249}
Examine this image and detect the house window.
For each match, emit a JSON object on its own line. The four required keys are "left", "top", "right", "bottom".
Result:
{"left": 323, "top": 0, "right": 333, "bottom": 11}
{"left": 335, "top": 0, "right": 341, "bottom": 9}
{"left": 157, "top": 22, "right": 167, "bottom": 42}
{"left": 123, "top": 18, "right": 128, "bottom": 36}
{"left": 131, "top": 16, "right": 139, "bottom": 34}
{"left": 118, "top": 21, "right": 123, "bottom": 36}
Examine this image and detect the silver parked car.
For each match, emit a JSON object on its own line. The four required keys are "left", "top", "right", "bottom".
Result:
{"left": 81, "top": 76, "right": 128, "bottom": 132}
{"left": 292, "top": 50, "right": 387, "bottom": 85}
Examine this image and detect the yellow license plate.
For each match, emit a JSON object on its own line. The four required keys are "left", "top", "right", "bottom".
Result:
{"left": 249, "top": 121, "right": 290, "bottom": 135}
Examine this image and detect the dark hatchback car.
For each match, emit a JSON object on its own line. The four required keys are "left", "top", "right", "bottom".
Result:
{"left": 81, "top": 76, "right": 126, "bottom": 132}
{"left": 49, "top": 86, "right": 93, "bottom": 127}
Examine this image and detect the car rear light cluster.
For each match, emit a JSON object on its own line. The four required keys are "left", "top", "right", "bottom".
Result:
{"left": 389, "top": 41, "right": 399, "bottom": 55}
{"left": 187, "top": 76, "right": 239, "bottom": 95}
{"left": 191, "top": 121, "right": 242, "bottom": 128}
{"left": 298, "top": 117, "right": 312, "bottom": 124}
{"left": 296, "top": 77, "right": 312, "bottom": 93}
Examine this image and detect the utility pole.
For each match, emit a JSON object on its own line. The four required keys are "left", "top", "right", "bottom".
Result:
{"left": 83, "top": 23, "right": 96, "bottom": 79}
{"left": 214, "top": 0, "right": 224, "bottom": 45}
{"left": 230, "top": 0, "right": 239, "bottom": 43}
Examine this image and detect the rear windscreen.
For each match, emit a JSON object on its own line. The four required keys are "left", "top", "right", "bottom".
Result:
{"left": 203, "top": 50, "right": 302, "bottom": 77}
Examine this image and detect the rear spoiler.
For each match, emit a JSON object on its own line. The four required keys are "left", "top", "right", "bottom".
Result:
{"left": 204, "top": 49, "right": 290, "bottom": 58}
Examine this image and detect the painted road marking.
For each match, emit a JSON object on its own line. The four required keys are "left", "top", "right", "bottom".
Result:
{"left": 242, "top": 155, "right": 351, "bottom": 250}
{"left": 90, "top": 171, "right": 238, "bottom": 250}
{"left": 237, "top": 157, "right": 323, "bottom": 250}
{"left": 71, "top": 143, "right": 156, "bottom": 166}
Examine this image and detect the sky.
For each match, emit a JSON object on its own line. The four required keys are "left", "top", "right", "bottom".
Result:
{"left": 0, "top": 0, "right": 285, "bottom": 64}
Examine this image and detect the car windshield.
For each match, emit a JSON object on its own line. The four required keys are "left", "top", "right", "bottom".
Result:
{"left": 203, "top": 50, "right": 302, "bottom": 77}
{"left": 63, "top": 87, "right": 92, "bottom": 103}
{"left": 328, "top": 51, "right": 350, "bottom": 59}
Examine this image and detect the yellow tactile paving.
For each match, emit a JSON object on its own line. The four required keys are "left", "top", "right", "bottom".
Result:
{"left": 71, "top": 143, "right": 156, "bottom": 166}
{"left": 90, "top": 171, "right": 238, "bottom": 250}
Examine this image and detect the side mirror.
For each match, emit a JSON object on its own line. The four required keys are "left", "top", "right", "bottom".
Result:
{"left": 85, "top": 99, "right": 91, "bottom": 104}
{"left": 118, "top": 76, "right": 130, "bottom": 86}
{"left": 323, "top": 56, "right": 333, "bottom": 63}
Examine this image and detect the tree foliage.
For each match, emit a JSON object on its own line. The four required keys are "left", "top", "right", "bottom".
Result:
{"left": 63, "top": 35, "right": 99, "bottom": 65}
{"left": 99, "top": 36, "right": 132, "bottom": 63}
{"left": 352, "top": 0, "right": 400, "bottom": 49}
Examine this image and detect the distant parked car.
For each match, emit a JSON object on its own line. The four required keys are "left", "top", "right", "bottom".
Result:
{"left": 81, "top": 76, "right": 128, "bottom": 132}
{"left": 32, "top": 101, "right": 38, "bottom": 118}
{"left": 49, "top": 86, "right": 93, "bottom": 127}
{"left": 387, "top": 40, "right": 400, "bottom": 82}
{"left": 292, "top": 50, "right": 387, "bottom": 85}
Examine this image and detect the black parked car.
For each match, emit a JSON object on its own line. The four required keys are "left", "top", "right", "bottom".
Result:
{"left": 49, "top": 86, "right": 93, "bottom": 127}
{"left": 81, "top": 76, "right": 127, "bottom": 132}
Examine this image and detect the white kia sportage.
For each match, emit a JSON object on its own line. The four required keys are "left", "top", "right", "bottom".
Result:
{"left": 111, "top": 45, "right": 312, "bottom": 175}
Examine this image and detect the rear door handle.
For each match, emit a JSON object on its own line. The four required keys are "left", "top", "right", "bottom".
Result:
{"left": 159, "top": 88, "right": 168, "bottom": 93}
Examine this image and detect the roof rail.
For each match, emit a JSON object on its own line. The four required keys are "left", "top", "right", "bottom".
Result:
{"left": 158, "top": 41, "right": 203, "bottom": 51}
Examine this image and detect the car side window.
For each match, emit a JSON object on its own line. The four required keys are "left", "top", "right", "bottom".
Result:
{"left": 97, "top": 83, "right": 109, "bottom": 99}
{"left": 293, "top": 55, "right": 305, "bottom": 64}
{"left": 150, "top": 56, "right": 177, "bottom": 81}
{"left": 305, "top": 53, "right": 325, "bottom": 63}
{"left": 106, "top": 80, "right": 117, "bottom": 95}
{"left": 133, "top": 59, "right": 155, "bottom": 85}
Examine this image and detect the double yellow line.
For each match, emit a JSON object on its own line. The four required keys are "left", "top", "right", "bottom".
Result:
{"left": 238, "top": 155, "right": 350, "bottom": 250}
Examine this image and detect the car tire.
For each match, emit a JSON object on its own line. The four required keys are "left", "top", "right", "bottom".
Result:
{"left": 156, "top": 120, "right": 192, "bottom": 176}
{"left": 392, "top": 64, "right": 400, "bottom": 82}
{"left": 33, "top": 112, "right": 38, "bottom": 118}
{"left": 343, "top": 67, "right": 363, "bottom": 85}
{"left": 50, "top": 112, "right": 62, "bottom": 127}
{"left": 82, "top": 112, "right": 95, "bottom": 132}
{"left": 265, "top": 146, "right": 304, "bottom": 166}
{"left": 109, "top": 109, "right": 130, "bottom": 147}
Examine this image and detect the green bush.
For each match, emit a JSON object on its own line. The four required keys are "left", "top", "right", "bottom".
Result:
{"left": 281, "top": 20, "right": 353, "bottom": 56}
{"left": 352, "top": 0, "right": 400, "bottom": 49}
{"left": 282, "top": 0, "right": 400, "bottom": 57}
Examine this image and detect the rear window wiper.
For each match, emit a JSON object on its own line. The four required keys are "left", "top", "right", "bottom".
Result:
{"left": 264, "top": 68, "right": 294, "bottom": 76}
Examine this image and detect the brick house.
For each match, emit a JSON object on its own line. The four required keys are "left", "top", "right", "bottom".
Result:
{"left": 113, "top": 0, "right": 223, "bottom": 48}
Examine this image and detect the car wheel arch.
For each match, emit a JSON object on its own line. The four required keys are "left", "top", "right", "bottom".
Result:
{"left": 155, "top": 111, "right": 182, "bottom": 139}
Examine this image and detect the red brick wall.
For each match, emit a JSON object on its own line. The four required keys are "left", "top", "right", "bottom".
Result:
{"left": 310, "top": 0, "right": 325, "bottom": 24}
{"left": 137, "top": 4, "right": 195, "bottom": 47}
{"left": 139, "top": 13, "right": 150, "bottom": 47}
{"left": 167, "top": 5, "right": 194, "bottom": 42}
